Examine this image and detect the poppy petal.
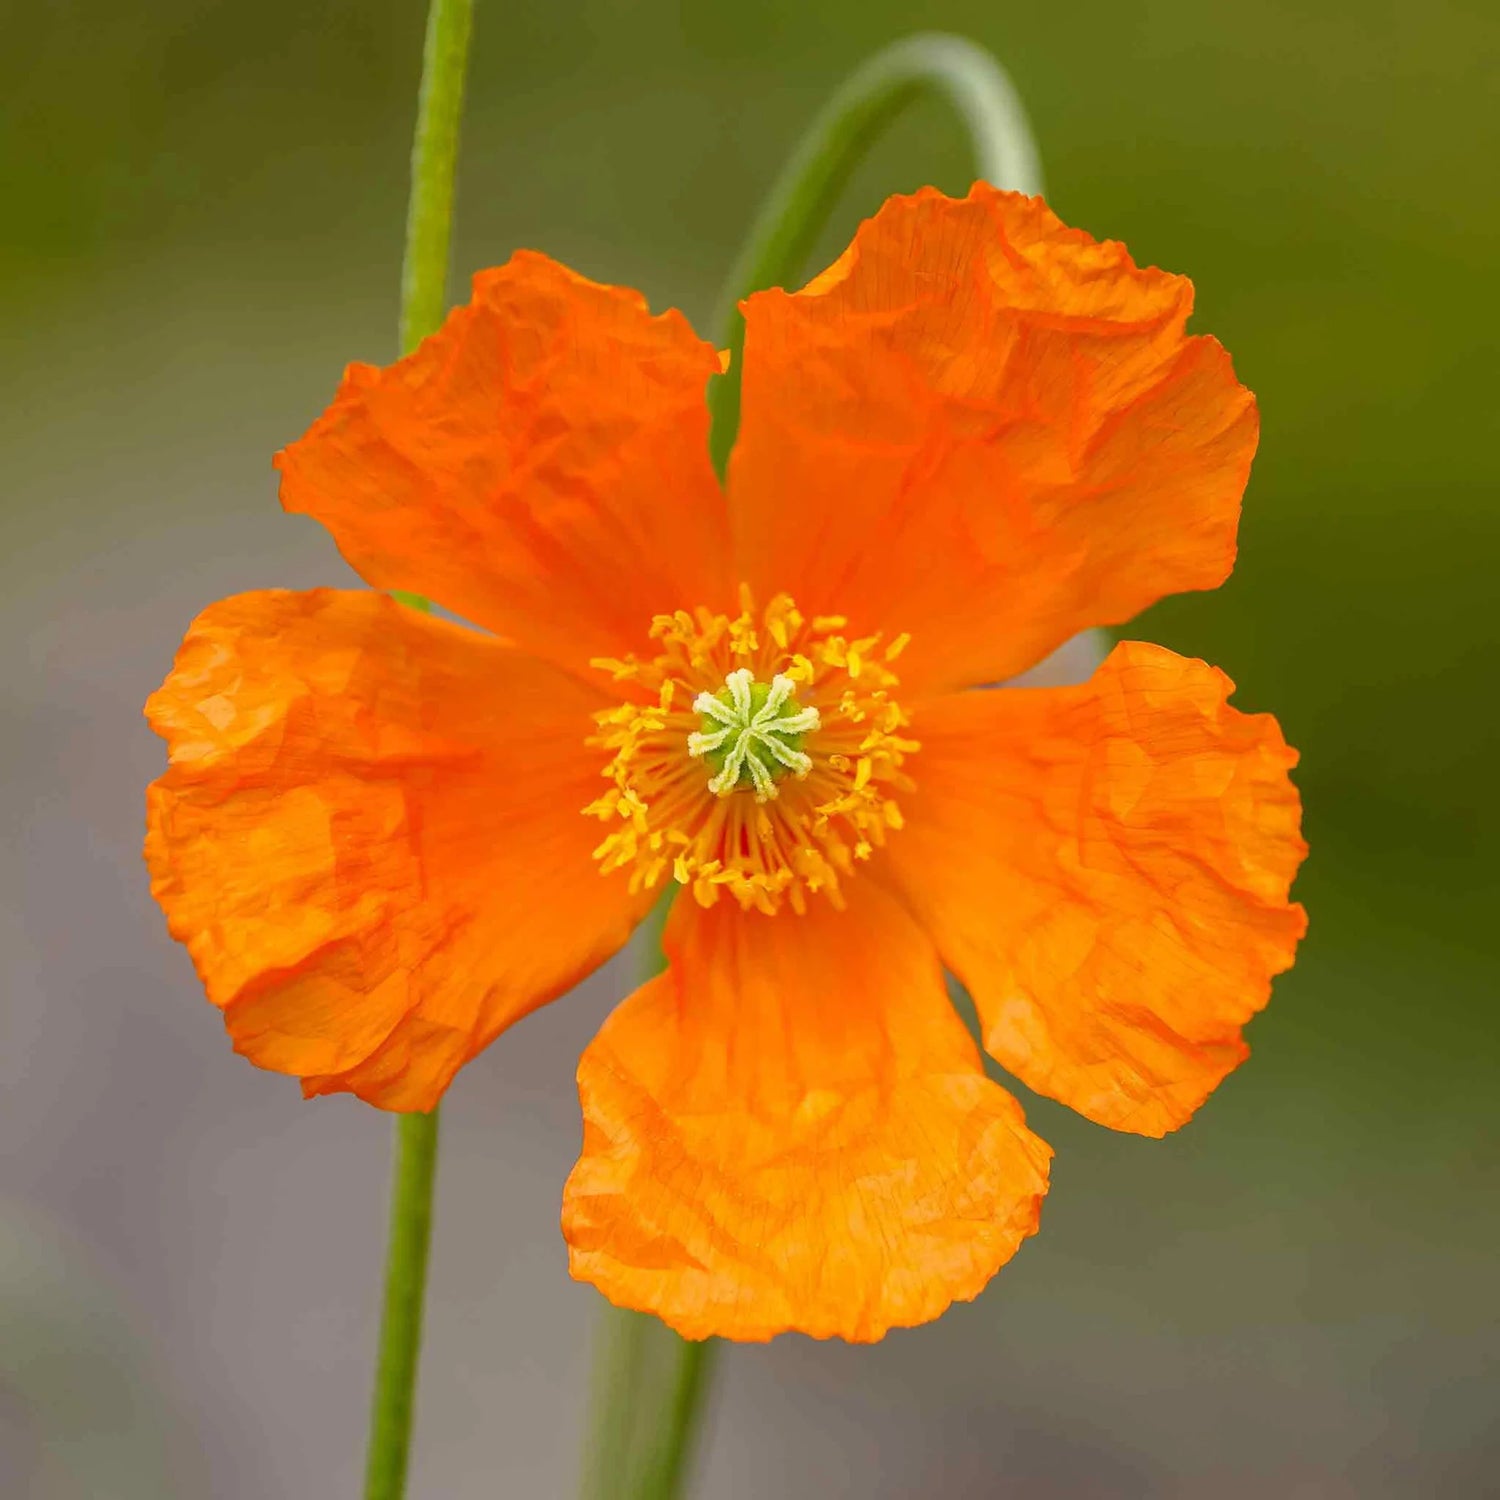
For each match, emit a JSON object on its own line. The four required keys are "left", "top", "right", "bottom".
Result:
{"left": 728, "top": 186, "right": 1258, "bottom": 695}
{"left": 145, "top": 589, "right": 648, "bottom": 1110}
{"left": 882, "top": 641, "right": 1307, "bottom": 1137}
{"left": 275, "top": 253, "right": 730, "bottom": 672}
{"left": 561, "top": 881, "right": 1052, "bottom": 1342}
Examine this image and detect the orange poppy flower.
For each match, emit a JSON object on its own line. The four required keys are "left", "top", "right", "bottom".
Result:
{"left": 146, "top": 186, "right": 1306, "bottom": 1342}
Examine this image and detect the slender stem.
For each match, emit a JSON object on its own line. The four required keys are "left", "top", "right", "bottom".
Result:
{"left": 364, "top": 1111, "right": 443, "bottom": 1500}
{"left": 707, "top": 30, "right": 1043, "bottom": 477}
{"left": 400, "top": 0, "right": 477, "bottom": 357}
{"left": 637, "top": 1339, "right": 719, "bottom": 1500}
{"left": 578, "top": 1303, "right": 653, "bottom": 1500}
{"left": 578, "top": 900, "right": 679, "bottom": 1500}
{"left": 364, "top": 3, "right": 474, "bottom": 1497}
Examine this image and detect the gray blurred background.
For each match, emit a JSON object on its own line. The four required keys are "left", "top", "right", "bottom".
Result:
{"left": 3, "top": 1, "right": 1496, "bottom": 1495}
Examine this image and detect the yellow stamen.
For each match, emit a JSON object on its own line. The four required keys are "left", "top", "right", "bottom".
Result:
{"left": 583, "top": 592, "right": 917, "bottom": 915}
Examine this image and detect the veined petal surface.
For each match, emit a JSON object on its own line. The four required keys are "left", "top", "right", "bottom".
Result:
{"left": 883, "top": 642, "right": 1307, "bottom": 1136}
{"left": 562, "top": 882, "right": 1051, "bottom": 1342}
{"left": 728, "top": 186, "right": 1258, "bottom": 695}
{"left": 276, "top": 252, "right": 730, "bottom": 673}
{"left": 145, "top": 589, "right": 651, "bottom": 1110}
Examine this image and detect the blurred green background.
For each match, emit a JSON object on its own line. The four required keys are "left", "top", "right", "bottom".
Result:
{"left": 3, "top": 1, "right": 1496, "bottom": 1496}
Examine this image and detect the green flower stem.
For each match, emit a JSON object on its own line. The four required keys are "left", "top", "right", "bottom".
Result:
{"left": 578, "top": 1303, "right": 654, "bottom": 1500}
{"left": 400, "top": 0, "right": 477, "bottom": 358}
{"left": 636, "top": 1338, "right": 719, "bottom": 1500}
{"left": 365, "top": 3, "right": 474, "bottom": 1498}
{"left": 707, "top": 30, "right": 1043, "bottom": 477}
{"left": 584, "top": 32, "right": 1044, "bottom": 1500}
{"left": 579, "top": 899, "right": 680, "bottom": 1500}
{"left": 364, "top": 1111, "right": 443, "bottom": 1500}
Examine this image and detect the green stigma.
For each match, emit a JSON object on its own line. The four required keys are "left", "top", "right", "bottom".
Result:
{"left": 687, "top": 668, "right": 821, "bottom": 801}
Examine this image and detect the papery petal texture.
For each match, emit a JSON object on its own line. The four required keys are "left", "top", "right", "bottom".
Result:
{"left": 562, "top": 882, "right": 1052, "bottom": 1341}
{"left": 728, "top": 185, "right": 1259, "bottom": 695}
{"left": 145, "top": 589, "right": 652, "bottom": 1109}
{"left": 276, "top": 252, "right": 731, "bottom": 673}
{"left": 882, "top": 641, "right": 1307, "bottom": 1136}
{"left": 145, "top": 180, "right": 1307, "bottom": 1347}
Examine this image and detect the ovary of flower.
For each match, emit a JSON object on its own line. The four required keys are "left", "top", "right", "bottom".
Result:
{"left": 688, "top": 668, "right": 821, "bottom": 802}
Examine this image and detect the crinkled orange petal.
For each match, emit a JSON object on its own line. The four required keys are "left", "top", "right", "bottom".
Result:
{"left": 728, "top": 186, "right": 1258, "bottom": 695}
{"left": 275, "top": 252, "right": 731, "bottom": 672}
{"left": 145, "top": 589, "right": 651, "bottom": 1110}
{"left": 881, "top": 641, "right": 1308, "bottom": 1137}
{"left": 561, "top": 881, "right": 1052, "bottom": 1342}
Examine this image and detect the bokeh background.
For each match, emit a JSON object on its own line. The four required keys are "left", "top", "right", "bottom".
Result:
{"left": 4, "top": 1, "right": 1496, "bottom": 1495}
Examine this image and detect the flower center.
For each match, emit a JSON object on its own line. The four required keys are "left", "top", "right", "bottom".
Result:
{"left": 688, "top": 669, "right": 820, "bottom": 800}
{"left": 583, "top": 591, "right": 917, "bottom": 916}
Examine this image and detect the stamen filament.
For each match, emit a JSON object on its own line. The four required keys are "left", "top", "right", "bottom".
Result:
{"left": 585, "top": 593, "right": 917, "bottom": 915}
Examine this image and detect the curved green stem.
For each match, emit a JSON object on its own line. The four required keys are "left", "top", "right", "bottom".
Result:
{"left": 364, "top": 1111, "right": 443, "bottom": 1500}
{"left": 707, "top": 31, "right": 1043, "bottom": 477}
{"left": 364, "top": 3, "right": 473, "bottom": 1497}
{"left": 581, "top": 31, "right": 1041, "bottom": 1500}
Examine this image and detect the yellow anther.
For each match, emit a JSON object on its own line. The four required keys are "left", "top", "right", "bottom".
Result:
{"left": 583, "top": 591, "right": 916, "bottom": 915}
